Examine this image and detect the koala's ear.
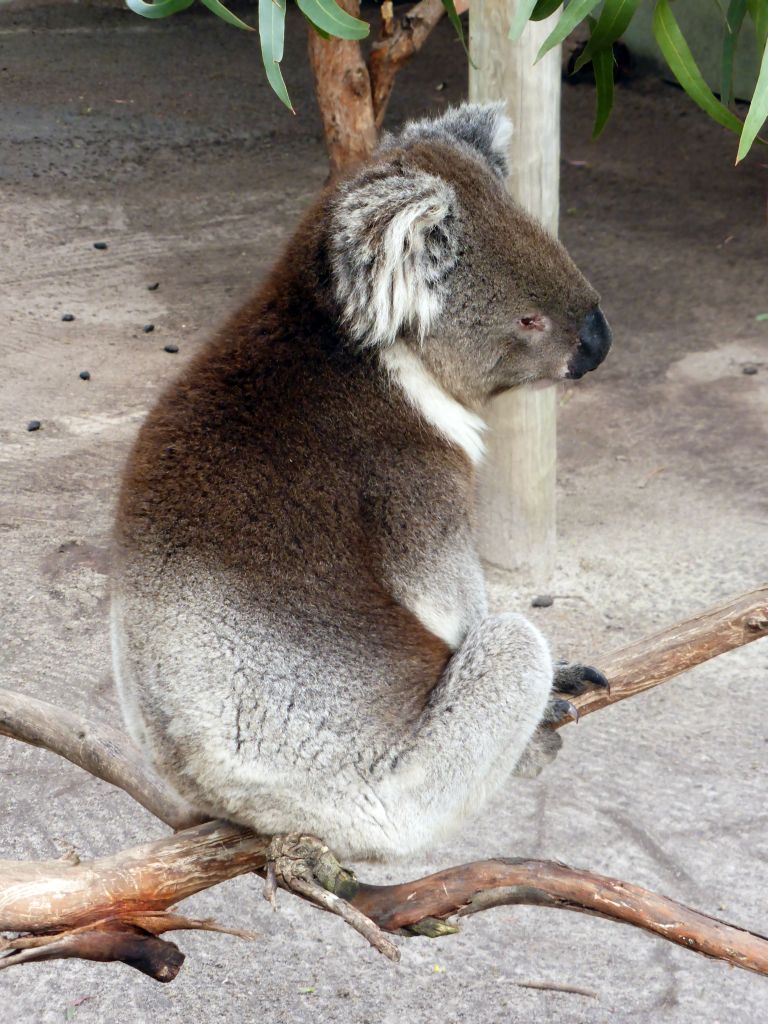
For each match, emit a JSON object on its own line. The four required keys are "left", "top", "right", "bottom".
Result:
{"left": 387, "top": 102, "right": 512, "bottom": 180}
{"left": 330, "top": 165, "right": 460, "bottom": 347}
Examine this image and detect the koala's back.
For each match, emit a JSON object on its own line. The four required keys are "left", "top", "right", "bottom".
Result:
{"left": 112, "top": 271, "right": 459, "bottom": 833}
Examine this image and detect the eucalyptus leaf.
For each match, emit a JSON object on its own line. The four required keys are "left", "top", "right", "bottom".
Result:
{"left": 259, "top": 0, "right": 294, "bottom": 112}
{"left": 199, "top": 0, "right": 254, "bottom": 30}
{"left": 736, "top": 32, "right": 768, "bottom": 160}
{"left": 125, "top": 0, "right": 195, "bottom": 20}
{"left": 441, "top": 0, "right": 475, "bottom": 66}
{"left": 530, "top": 0, "right": 563, "bottom": 21}
{"left": 592, "top": 35, "right": 615, "bottom": 137}
{"left": 295, "top": 0, "right": 369, "bottom": 41}
{"left": 652, "top": 0, "right": 744, "bottom": 135}
{"left": 508, "top": 0, "right": 540, "bottom": 42}
{"left": 304, "top": 17, "right": 332, "bottom": 39}
{"left": 574, "top": 0, "right": 640, "bottom": 73}
{"left": 747, "top": 0, "right": 768, "bottom": 49}
{"left": 536, "top": 0, "right": 602, "bottom": 63}
{"left": 721, "top": 0, "right": 748, "bottom": 107}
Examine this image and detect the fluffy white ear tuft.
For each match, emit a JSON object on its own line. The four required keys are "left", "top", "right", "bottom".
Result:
{"left": 384, "top": 102, "right": 513, "bottom": 179}
{"left": 330, "top": 165, "right": 460, "bottom": 348}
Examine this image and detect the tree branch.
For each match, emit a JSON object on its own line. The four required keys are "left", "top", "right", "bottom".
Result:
{"left": 0, "top": 688, "right": 202, "bottom": 830}
{"left": 0, "top": 821, "right": 268, "bottom": 934}
{"left": 1, "top": 585, "right": 766, "bottom": 980}
{"left": 560, "top": 584, "right": 768, "bottom": 724}
{"left": 2, "top": 825, "right": 767, "bottom": 978}
{"left": 368, "top": 0, "right": 447, "bottom": 129}
{"left": 353, "top": 859, "right": 768, "bottom": 975}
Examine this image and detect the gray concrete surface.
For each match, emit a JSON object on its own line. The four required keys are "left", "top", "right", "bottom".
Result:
{"left": 1, "top": 4, "right": 766, "bottom": 1022}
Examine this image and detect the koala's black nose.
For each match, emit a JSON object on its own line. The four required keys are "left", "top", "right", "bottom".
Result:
{"left": 568, "top": 306, "right": 612, "bottom": 379}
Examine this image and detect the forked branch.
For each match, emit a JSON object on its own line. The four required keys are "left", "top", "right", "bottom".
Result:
{"left": 368, "top": 0, "right": 447, "bottom": 129}
{"left": 308, "top": 0, "right": 450, "bottom": 172}
{"left": 1, "top": 585, "right": 766, "bottom": 980}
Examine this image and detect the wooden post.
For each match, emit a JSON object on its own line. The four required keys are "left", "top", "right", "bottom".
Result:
{"left": 469, "top": 3, "right": 562, "bottom": 579}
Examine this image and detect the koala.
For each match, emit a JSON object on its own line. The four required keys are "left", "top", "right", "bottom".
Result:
{"left": 111, "top": 103, "right": 612, "bottom": 862}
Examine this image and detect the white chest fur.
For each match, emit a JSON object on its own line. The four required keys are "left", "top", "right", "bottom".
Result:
{"left": 381, "top": 343, "right": 486, "bottom": 465}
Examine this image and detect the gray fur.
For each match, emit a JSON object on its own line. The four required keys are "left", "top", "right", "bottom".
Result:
{"left": 331, "top": 165, "right": 459, "bottom": 347}
{"left": 111, "top": 104, "right": 611, "bottom": 863}
{"left": 380, "top": 101, "right": 513, "bottom": 179}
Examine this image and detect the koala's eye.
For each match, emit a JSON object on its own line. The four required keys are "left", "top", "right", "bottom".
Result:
{"left": 518, "top": 315, "right": 547, "bottom": 331}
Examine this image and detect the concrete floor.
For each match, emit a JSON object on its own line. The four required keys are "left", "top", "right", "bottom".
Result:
{"left": 1, "top": 3, "right": 766, "bottom": 1022}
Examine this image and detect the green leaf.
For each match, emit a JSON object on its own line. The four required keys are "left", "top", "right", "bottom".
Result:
{"left": 125, "top": 0, "right": 195, "bottom": 19}
{"left": 440, "top": 0, "right": 475, "bottom": 67}
{"left": 509, "top": 0, "right": 540, "bottom": 41}
{"left": 536, "top": 0, "right": 603, "bottom": 62}
{"left": 259, "top": 0, "right": 294, "bottom": 112}
{"left": 574, "top": 0, "right": 640, "bottom": 73}
{"left": 721, "top": 0, "right": 748, "bottom": 107}
{"left": 199, "top": 0, "right": 254, "bottom": 29}
{"left": 652, "top": 0, "right": 744, "bottom": 136}
{"left": 305, "top": 19, "right": 332, "bottom": 38}
{"left": 592, "top": 34, "right": 615, "bottom": 137}
{"left": 747, "top": 0, "right": 768, "bottom": 48}
{"left": 530, "top": 0, "right": 563, "bottom": 20}
{"left": 736, "top": 32, "right": 768, "bottom": 160}
{"left": 294, "top": 0, "right": 369, "bottom": 40}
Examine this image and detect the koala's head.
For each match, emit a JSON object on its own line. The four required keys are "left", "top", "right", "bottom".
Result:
{"left": 329, "top": 103, "right": 611, "bottom": 404}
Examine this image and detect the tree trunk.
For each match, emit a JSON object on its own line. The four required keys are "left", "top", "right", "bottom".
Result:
{"left": 306, "top": 0, "right": 377, "bottom": 175}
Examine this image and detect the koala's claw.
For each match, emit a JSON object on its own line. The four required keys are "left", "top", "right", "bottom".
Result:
{"left": 545, "top": 698, "right": 580, "bottom": 725}
{"left": 553, "top": 662, "right": 610, "bottom": 696}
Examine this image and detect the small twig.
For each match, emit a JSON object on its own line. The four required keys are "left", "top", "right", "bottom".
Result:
{"left": 517, "top": 980, "right": 598, "bottom": 997}
{"left": 638, "top": 465, "right": 667, "bottom": 489}
{"left": 290, "top": 877, "right": 400, "bottom": 962}
{"left": 268, "top": 834, "right": 400, "bottom": 962}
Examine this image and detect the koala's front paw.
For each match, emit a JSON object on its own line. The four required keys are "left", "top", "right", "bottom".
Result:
{"left": 553, "top": 662, "right": 610, "bottom": 696}
{"left": 516, "top": 663, "right": 610, "bottom": 776}
{"left": 543, "top": 662, "right": 610, "bottom": 726}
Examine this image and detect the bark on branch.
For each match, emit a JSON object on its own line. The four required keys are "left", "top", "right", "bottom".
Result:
{"left": 1, "top": 585, "right": 766, "bottom": 980}
{"left": 560, "top": 584, "right": 768, "bottom": 724}
{"left": 368, "top": 0, "right": 447, "bottom": 129}
{"left": 308, "top": 0, "right": 448, "bottom": 171}
{"left": 306, "top": 0, "right": 378, "bottom": 176}
{"left": 0, "top": 689, "right": 202, "bottom": 830}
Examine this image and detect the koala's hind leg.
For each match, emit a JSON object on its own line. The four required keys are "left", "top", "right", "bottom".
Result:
{"left": 376, "top": 612, "right": 553, "bottom": 854}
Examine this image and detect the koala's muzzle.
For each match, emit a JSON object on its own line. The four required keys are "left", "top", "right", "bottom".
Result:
{"left": 567, "top": 306, "right": 612, "bottom": 379}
